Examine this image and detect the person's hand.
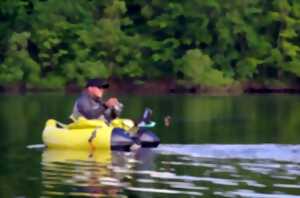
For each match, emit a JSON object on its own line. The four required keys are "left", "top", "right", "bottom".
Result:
{"left": 105, "top": 97, "right": 119, "bottom": 108}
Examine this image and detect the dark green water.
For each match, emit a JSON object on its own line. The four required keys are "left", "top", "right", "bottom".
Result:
{"left": 0, "top": 93, "right": 300, "bottom": 197}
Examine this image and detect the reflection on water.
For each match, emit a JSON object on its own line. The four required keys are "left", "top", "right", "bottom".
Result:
{"left": 1, "top": 94, "right": 300, "bottom": 147}
{"left": 41, "top": 148, "right": 156, "bottom": 197}
{"left": 1, "top": 94, "right": 300, "bottom": 197}
{"left": 40, "top": 145, "right": 300, "bottom": 197}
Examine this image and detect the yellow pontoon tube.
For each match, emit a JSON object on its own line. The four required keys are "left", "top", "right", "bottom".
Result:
{"left": 42, "top": 117, "right": 160, "bottom": 151}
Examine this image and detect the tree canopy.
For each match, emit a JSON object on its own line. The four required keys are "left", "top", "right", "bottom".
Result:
{"left": 0, "top": 0, "right": 299, "bottom": 88}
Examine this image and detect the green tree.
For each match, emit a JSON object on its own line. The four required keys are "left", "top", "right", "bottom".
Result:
{"left": 0, "top": 0, "right": 300, "bottom": 89}
{"left": 178, "top": 49, "right": 233, "bottom": 86}
{"left": 0, "top": 32, "right": 40, "bottom": 86}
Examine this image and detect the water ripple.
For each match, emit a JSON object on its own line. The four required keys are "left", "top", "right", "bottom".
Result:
{"left": 155, "top": 144, "right": 300, "bottom": 163}
{"left": 39, "top": 145, "right": 300, "bottom": 197}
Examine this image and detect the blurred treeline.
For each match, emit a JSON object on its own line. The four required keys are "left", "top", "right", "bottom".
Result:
{"left": 0, "top": 0, "right": 299, "bottom": 89}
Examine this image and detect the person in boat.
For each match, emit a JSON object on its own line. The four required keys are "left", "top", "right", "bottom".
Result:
{"left": 70, "top": 78, "right": 123, "bottom": 121}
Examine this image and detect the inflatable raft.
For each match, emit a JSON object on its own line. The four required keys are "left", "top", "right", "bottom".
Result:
{"left": 42, "top": 117, "right": 160, "bottom": 151}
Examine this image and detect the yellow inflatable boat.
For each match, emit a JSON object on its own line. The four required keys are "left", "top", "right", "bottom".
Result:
{"left": 42, "top": 117, "right": 160, "bottom": 151}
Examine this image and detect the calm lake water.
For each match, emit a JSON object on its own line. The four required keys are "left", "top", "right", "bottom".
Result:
{"left": 0, "top": 93, "right": 300, "bottom": 197}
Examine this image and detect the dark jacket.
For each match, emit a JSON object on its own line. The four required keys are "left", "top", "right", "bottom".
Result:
{"left": 71, "top": 91, "right": 110, "bottom": 120}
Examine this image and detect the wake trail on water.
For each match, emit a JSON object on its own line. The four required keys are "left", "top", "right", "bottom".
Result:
{"left": 27, "top": 143, "right": 300, "bottom": 163}
{"left": 155, "top": 144, "right": 300, "bottom": 163}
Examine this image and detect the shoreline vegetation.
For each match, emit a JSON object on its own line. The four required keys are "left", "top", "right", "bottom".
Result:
{"left": 1, "top": 79, "right": 300, "bottom": 95}
{"left": 0, "top": 1, "right": 300, "bottom": 94}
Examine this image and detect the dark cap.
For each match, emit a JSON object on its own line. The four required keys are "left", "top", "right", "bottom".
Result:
{"left": 85, "top": 78, "right": 109, "bottom": 89}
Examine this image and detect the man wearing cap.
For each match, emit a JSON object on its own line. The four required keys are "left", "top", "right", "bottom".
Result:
{"left": 70, "top": 79, "right": 122, "bottom": 121}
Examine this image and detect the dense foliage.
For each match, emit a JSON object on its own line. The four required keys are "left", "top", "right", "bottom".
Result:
{"left": 0, "top": 0, "right": 299, "bottom": 88}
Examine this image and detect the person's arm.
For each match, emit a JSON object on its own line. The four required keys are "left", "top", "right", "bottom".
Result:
{"left": 77, "top": 97, "right": 107, "bottom": 119}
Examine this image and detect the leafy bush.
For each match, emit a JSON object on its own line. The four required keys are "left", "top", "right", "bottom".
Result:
{"left": 0, "top": 32, "right": 40, "bottom": 85}
{"left": 179, "top": 49, "right": 233, "bottom": 86}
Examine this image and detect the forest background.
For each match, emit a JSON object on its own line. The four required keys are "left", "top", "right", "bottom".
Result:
{"left": 0, "top": 0, "right": 299, "bottom": 93}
